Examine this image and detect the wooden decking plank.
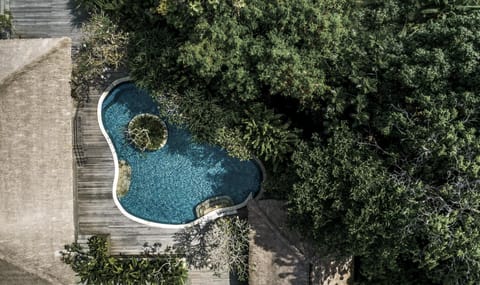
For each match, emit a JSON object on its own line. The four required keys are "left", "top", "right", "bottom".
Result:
{"left": 74, "top": 74, "right": 180, "bottom": 254}
{"left": 10, "top": 0, "right": 82, "bottom": 45}
{"left": 73, "top": 78, "right": 236, "bottom": 283}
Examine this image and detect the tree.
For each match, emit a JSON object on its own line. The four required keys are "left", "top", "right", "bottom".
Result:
{"left": 174, "top": 216, "right": 250, "bottom": 281}
{"left": 288, "top": 3, "right": 480, "bottom": 283}
{"left": 290, "top": 125, "right": 425, "bottom": 283}
{"left": 291, "top": 125, "right": 480, "bottom": 284}
{"left": 124, "top": 0, "right": 352, "bottom": 169}
{"left": 72, "top": 12, "right": 129, "bottom": 102}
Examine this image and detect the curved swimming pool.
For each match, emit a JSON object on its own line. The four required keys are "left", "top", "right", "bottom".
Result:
{"left": 99, "top": 81, "right": 262, "bottom": 226}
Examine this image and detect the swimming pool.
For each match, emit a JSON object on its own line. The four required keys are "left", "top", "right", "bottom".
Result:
{"left": 99, "top": 79, "right": 262, "bottom": 226}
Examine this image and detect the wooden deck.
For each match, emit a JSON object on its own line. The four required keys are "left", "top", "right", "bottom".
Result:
{"left": 75, "top": 75, "right": 236, "bottom": 284}
{"left": 75, "top": 74, "right": 178, "bottom": 253}
{"left": 8, "top": 1, "right": 239, "bottom": 282}
{"left": 10, "top": 0, "right": 83, "bottom": 44}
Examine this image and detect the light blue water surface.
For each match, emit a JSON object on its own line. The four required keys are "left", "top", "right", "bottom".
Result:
{"left": 102, "top": 83, "right": 262, "bottom": 224}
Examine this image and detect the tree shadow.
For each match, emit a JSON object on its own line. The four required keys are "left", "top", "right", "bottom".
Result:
{"left": 172, "top": 222, "right": 247, "bottom": 285}
{"left": 203, "top": 158, "right": 262, "bottom": 201}
{"left": 164, "top": 126, "right": 229, "bottom": 169}
{"left": 229, "top": 271, "right": 247, "bottom": 285}
{"left": 249, "top": 218, "right": 309, "bottom": 284}
{"left": 172, "top": 222, "right": 212, "bottom": 270}
{"left": 249, "top": 200, "right": 353, "bottom": 284}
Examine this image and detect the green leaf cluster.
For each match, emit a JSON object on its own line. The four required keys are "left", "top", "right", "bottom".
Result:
{"left": 61, "top": 236, "right": 187, "bottom": 285}
{"left": 72, "top": 12, "right": 129, "bottom": 102}
{"left": 288, "top": 3, "right": 480, "bottom": 283}
{"left": 123, "top": 0, "right": 351, "bottom": 168}
{"left": 290, "top": 125, "right": 421, "bottom": 283}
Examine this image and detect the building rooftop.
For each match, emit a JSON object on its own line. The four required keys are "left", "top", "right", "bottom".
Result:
{"left": 0, "top": 37, "right": 75, "bottom": 285}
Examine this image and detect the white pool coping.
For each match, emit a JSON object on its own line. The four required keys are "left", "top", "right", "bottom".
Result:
{"left": 97, "top": 77, "right": 266, "bottom": 229}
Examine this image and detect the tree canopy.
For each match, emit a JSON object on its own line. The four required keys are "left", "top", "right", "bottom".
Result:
{"left": 75, "top": 0, "right": 480, "bottom": 283}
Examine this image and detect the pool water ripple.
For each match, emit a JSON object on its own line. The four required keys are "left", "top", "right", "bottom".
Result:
{"left": 101, "top": 82, "right": 262, "bottom": 224}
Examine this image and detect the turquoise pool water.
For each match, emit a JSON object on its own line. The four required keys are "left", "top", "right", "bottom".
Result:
{"left": 101, "top": 83, "right": 262, "bottom": 224}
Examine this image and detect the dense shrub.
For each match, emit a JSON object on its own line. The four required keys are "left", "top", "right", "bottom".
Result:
{"left": 61, "top": 236, "right": 187, "bottom": 285}
{"left": 0, "top": 12, "right": 12, "bottom": 39}
{"left": 72, "top": 12, "right": 128, "bottom": 102}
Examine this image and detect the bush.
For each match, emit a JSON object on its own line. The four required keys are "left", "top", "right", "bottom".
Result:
{"left": 72, "top": 12, "right": 129, "bottom": 102}
{"left": 127, "top": 113, "right": 167, "bottom": 151}
{"left": 60, "top": 236, "right": 188, "bottom": 285}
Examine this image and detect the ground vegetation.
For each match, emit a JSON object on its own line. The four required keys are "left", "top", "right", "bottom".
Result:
{"left": 61, "top": 236, "right": 187, "bottom": 285}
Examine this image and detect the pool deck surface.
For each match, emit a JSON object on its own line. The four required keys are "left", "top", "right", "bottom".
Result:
{"left": 3, "top": 1, "right": 239, "bottom": 283}
{"left": 75, "top": 74, "right": 235, "bottom": 284}
{"left": 75, "top": 73, "right": 180, "bottom": 253}
{"left": 10, "top": 0, "right": 83, "bottom": 44}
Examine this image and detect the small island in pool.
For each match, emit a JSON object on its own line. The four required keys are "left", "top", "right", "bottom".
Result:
{"left": 101, "top": 82, "right": 262, "bottom": 225}
{"left": 127, "top": 113, "right": 168, "bottom": 151}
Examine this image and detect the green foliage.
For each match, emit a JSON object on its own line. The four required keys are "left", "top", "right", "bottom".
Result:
{"left": 72, "top": 12, "right": 128, "bottom": 102}
{"left": 289, "top": 4, "right": 480, "bottom": 283}
{"left": 61, "top": 236, "right": 187, "bottom": 285}
{"left": 125, "top": 0, "right": 350, "bottom": 165}
{"left": 370, "top": 12, "right": 480, "bottom": 182}
{"left": 214, "top": 127, "right": 251, "bottom": 161}
{"left": 0, "top": 11, "right": 12, "bottom": 30}
{"left": 0, "top": 11, "right": 12, "bottom": 39}
{"left": 140, "top": 0, "right": 351, "bottom": 106}
{"left": 241, "top": 104, "right": 300, "bottom": 166}
{"left": 75, "top": 0, "right": 125, "bottom": 13}
{"left": 127, "top": 114, "right": 167, "bottom": 151}
{"left": 290, "top": 125, "right": 421, "bottom": 283}
{"left": 80, "top": 0, "right": 480, "bottom": 283}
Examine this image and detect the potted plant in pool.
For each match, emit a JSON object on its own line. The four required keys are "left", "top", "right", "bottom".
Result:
{"left": 127, "top": 113, "right": 168, "bottom": 151}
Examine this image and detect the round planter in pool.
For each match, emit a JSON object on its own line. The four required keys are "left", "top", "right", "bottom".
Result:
{"left": 127, "top": 113, "right": 168, "bottom": 151}
{"left": 99, "top": 79, "right": 264, "bottom": 227}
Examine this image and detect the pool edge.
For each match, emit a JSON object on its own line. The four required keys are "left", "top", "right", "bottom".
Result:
{"left": 97, "top": 77, "right": 266, "bottom": 229}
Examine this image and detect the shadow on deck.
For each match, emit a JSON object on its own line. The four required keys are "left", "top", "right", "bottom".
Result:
{"left": 74, "top": 74, "right": 236, "bottom": 285}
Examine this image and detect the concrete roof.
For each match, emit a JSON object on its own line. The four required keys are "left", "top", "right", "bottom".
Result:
{"left": 0, "top": 38, "right": 75, "bottom": 285}
{"left": 248, "top": 200, "right": 351, "bottom": 285}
